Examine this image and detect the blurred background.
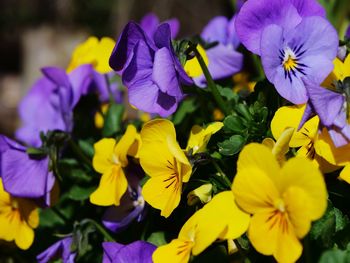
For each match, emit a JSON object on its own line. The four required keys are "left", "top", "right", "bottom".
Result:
{"left": 0, "top": 0, "right": 234, "bottom": 137}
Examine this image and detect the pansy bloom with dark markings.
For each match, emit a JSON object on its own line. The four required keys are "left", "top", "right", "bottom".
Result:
{"left": 235, "top": 0, "right": 326, "bottom": 55}
{"left": 260, "top": 17, "right": 338, "bottom": 104}
{"left": 109, "top": 22, "right": 192, "bottom": 117}
{"left": 140, "top": 12, "right": 179, "bottom": 39}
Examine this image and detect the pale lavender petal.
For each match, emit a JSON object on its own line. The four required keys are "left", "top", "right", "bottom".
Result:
{"left": 227, "top": 15, "right": 240, "bottom": 49}
{"left": 128, "top": 80, "right": 159, "bottom": 113}
{"left": 37, "top": 237, "right": 76, "bottom": 263}
{"left": 41, "top": 67, "right": 71, "bottom": 88}
{"left": 329, "top": 128, "right": 349, "bottom": 147}
{"left": 194, "top": 44, "right": 243, "bottom": 87}
{"left": 235, "top": 0, "right": 301, "bottom": 54}
{"left": 93, "top": 71, "right": 122, "bottom": 103}
{"left": 164, "top": 18, "right": 180, "bottom": 39}
{"left": 152, "top": 47, "right": 181, "bottom": 96}
{"left": 140, "top": 13, "right": 160, "bottom": 39}
{"left": 68, "top": 64, "right": 94, "bottom": 106}
{"left": 201, "top": 16, "right": 229, "bottom": 45}
{"left": 304, "top": 80, "right": 345, "bottom": 127}
{"left": 298, "top": 103, "right": 315, "bottom": 130}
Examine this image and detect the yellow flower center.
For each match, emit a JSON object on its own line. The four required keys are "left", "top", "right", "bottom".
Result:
{"left": 273, "top": 198, "right": 285, "bottom": 213}
{"left": 283, "top": 55, "right": 297, "bottom": 72}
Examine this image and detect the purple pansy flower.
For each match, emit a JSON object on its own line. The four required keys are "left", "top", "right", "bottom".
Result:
{"left": 346, "top": 24, "right": 350, "bottom": 39}
{"left": 300, "top": 79, "right": 350, "bottom": 147}
{"left": 235, "top": 0, "right": 326, "bottom": 55}
{"left": 102, "top": 241, "right": 156, "bottom": 263}
{"left": 16, "top": 65, "right": 121, "bottom": 147}
{"left": 109, "top": 22, "right": 193, "bottom": 117}
{"left": 0, "top": 135, "right": 55, "bottom": 207}
{"left": 37, "top": 237, "right": 76, "bottom": 263}
{"left": 193, "top": 15, "right": 243, "bottom": 87}
{"left": 140, "top": 12, "right": 180, "bottom": 39}
{"left": 102, "top": 165, "right": 146, "bottom": 233}
{"left": 260, "top": 16, "right": 338, "bottom": 104}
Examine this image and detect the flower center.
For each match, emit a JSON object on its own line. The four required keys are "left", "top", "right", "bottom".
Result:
{"left": 279, "top": 45, "right": 307, "bottom": 82}
{"left": 274, "top": 198, "right": 285, "bottom": 213}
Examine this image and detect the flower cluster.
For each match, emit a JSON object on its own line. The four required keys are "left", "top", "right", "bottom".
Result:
{"left": 2, "top": 1, "right": 350, "bottom": 263}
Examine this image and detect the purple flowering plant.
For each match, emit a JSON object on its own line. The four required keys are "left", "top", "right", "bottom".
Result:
{"left": 2, "top": 2, "right": 350, "bottom": 263}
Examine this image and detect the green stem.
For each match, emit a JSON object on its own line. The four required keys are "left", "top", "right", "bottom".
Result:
{"left": 51, "top": 206, "right": 69, "bottom": 223}
{"left": 188, "top": 43, "right": 230, "bottom": 116}
{"left": 83, "top": 219, "right": 115, "bottom": 242}
{"left": 212, "top": 160, "right": 232, "bottom": 187}
{"left": 51, "top": 148, "right": 63, "bottom": 182}
{"left": 251, "top": 54, "right": 265, "bottom": 80}
{"left": 68, "top": 139, "right": 92, "bottom": 167}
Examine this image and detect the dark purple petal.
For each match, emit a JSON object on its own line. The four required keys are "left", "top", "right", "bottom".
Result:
{"left": 1, "top": 150, "right": 53, "bottom": 199}
{"left": 235, "top": 0, "right": 301, "bottom": 54}
{"left": 16, "top": 77, "right": 67, "bottom": 147}
{"left": 93, "top": 71, "right": 123, "bottom": 103}
{"left": 304, "top": 80, "right": 345, "bottom": 127}
{"left": 41, "top": 67, "right": 71, "bottom": 88}
{"left": 346, "top": 24, "right": 350, "bottom": 39}
{"left": 109, "top": 22, "right": 155, "bottom": 73}
{"left": 102, "top": 241, "right": 156, "bottom": 263}
{"left": 37, "top": 237, "right": 76, "bottom": 263}
{"left": 122, "top": 40, "right": 154, "bottom": 87}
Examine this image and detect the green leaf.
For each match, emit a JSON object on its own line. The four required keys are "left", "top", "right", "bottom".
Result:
{"left": 235, "top": 103, "right": 252, "bottom": 121}
{"left": 319, "top": 244, "right": 350, "bottom": 263}
{"left": 218, "top": 135, "right": 245, "bottom": 156}
{"left": 67, "top": 185, "right": 96, "bottom": 201}
{"left": 102, "top": 103, "right": 124, "bottom": 137}
{"left": 173, "top": 99, "right": 197, "bottom": 125}
{"left": 147, "top": 231, "right": 167, "bottom": 247}
{"left": 78, "top": 139, "right": 95, "bottom": 158}
{"left": 39, "top": 208, "right": 65, "bottom": 227}
{"left": 223, "top": 115, "right": 245, "bottom": 133}
{"left": 310, "top": 201, "right": 349, "bottom": 248}
{"left": 217, "top": 86, "right": 238, "bottom": 102}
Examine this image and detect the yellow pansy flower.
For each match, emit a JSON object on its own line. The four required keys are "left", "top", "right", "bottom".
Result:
{"left": 139, "top": 119, "right": 192, "bottom": 218}
{"left": 67, "top": 36, "right": 116, "bottom": 73}
{"left": 323, "top": 54, "right": 350, "bottom": 88}
{"left": 232, "top": 143, "right": 327, "bottom": 263}
{"left": 94, "top": 103, "right": 109, "bottom": 129}
{"left": 271, "top": 105, "right": 338, "bottom": 173}
{"left": 186, "top": 122, "right": 223, "bottom": 155}
{"left": 153, "top": 191, "right": 249, "bottom": 263}
{"left": 90, "top": 125, "right": 141, "bottom": 206}
{"left": 0, "top": 179, "right": 39, "bottom": 250}
{"left": 184, "top": 45, "right": 209, "bottom": 78}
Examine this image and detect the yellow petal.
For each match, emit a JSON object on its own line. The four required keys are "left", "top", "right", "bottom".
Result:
{"left": 233, "top": 144, "right": 280, "bottom": 213}
{"left": 93, "top": 138, "right": 116, "bottom": 174}
{"left": 90, "top": 166, "right": 127, "bottom": 206}
{"left": 17, "top": 198, "right": 39, "bottom": 229}
{"left": 115, "top": 124, "right": 139, "bottom": 166}
{"left": 187, "top": 183, "right": 213, "bottom": 205}
{"left": 186, "top": 122, "right": 223, "bottom": 154}
{"left": 0, "top": 212, "right": 14, "bottom": 241}
{"left": 283, "top": 186, "right": 312, "bottom": 238}
{"left": 67, "top": 36, "right": 115, "bottom": 73}
{"left": 203, "top": 191, "right": 250, "bottom": 241}
{"left": 339, "top": 164, "right": 350, "bottom": 184}
{"left": 142, "top": 175, "right": 182, "bottom": 218}
{"left": 15, "top": 221, "right": 35, "bottom": 250}
{"left": 274, "top": 218, "right": 303, "bottom": 263}
{"left": 153, "top": 239, "right": 193, "bottom": 263}
{"left": 314, "top": 128, "right": 350, "bottom": 166}
{"left": 139, "top": 119, "right": 177, "bottom": 177}
{"left": 279, "top": 157, "right": 327, "bottom": 220}
{"left": 184, "top": 45, "right": 208, "bottom": 78}
{"left": 271, "top": 127, "right": 294, "bottom": 164}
